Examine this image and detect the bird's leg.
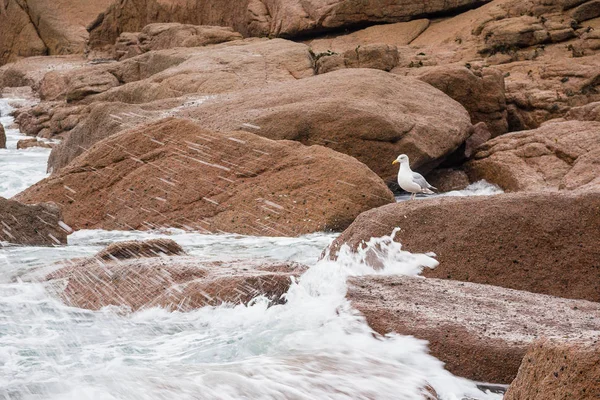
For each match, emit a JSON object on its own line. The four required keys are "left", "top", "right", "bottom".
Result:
{"left": 410, "top": 193, "right": 415, "bottom": 200}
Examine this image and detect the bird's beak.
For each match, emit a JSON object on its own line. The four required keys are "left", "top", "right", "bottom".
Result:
{"left": 392, "top": 160, "right": 399, "bottom": 165}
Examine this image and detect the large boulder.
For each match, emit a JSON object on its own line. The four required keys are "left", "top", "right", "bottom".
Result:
{"left": 178, "top": 68, "right": 474, "bottom": 183}
{"left": 114, "top": 23, "right": 243, "bottom": 60}
{"left": 87, "top": 0, "right": 490, "bottom": 49}
{"left": 0, "top": 0, "right": 113, "bottom": 66}
{"left": 329, "top": 192, "right": 600, "bottom": 302}
{"left": 46, "top": 254, "right": 307, "bottom": 311}
{"left": 17, "top": 118, "right": 395, "bottom": 235}
{"left": 0, "top": 0, "right": 47, "bottom": 66}
{"left": 67, "top": 38, "right": 314, "bottom": 104}
{"left": 347, "top": 275, "right": 600, "bottom": 383}
{"left": 0, "top": 197, "right": 68, "bottom": 245}
{"left": 405, "top": 65, "right": 508, "bottom": 137}
{"left": 48, "top": 69, "right": 474, "bottom": 182}
{"left": 466, "top": 120, "right": 600, "bottom": 192}
{"left": 0, "top": 56, "right": 88, "bottom": 92}
{"left": 504, "top": 339, "right": 600, "bottom": 399}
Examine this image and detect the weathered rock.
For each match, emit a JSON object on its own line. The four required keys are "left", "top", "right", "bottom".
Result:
{"left": 466, "top": 120, "right": 600, "bottom": 192}
{"left": 307, "top": 19, "right": 431, "bottom": 53}
{"left": 80, "top": 38, "right": 314, "bottom": 104}
{"left": 407, "top": 65, "right": 508, "bottom": 136}
{"left": 329, "top": 192, "right": 600, "bottom": 302}
{"left": 424, "top": 168, "right": 470, "bottom": 192}
{"left": 46, "top": 256, "right": 307, "bottom": 311}
{"left": 49, "top": 69, "right": 473, "bottom": 182}
{"left": 95, "top": 239, "right": 186, "bottom": 261}
{"left": 565, "top": 100, "right": 600, "bottom": 121}
{"left": 0, "top": 197, "right": 68, "bottom": 245}
{"left": 115, "top": 23, "right": 243, "bottom": 60}
{"left": 177, "top": 68, "right": 474, "bottom": 183}
{"left": 47, "top": 100, "right": 178, "bottom": 171}
{"left": 0, "top": 0, "right": 113, "bottom": 66}
{"left": 66, "top": 68, "right": 120, "bottom": 103}
{"left": 17, "top": 118, "right": 395, "bottom": 235}
{"left": 13, "top": 102, "right": 88, "bottom": 139}
{"left": 16, "top": 138, "right": 54, "bottom": 149}
{"left": 504, "top": 339, "right": 600, "bottom": 400}
{"left": 0, "top": 0, "right": 47, "bottom": 66}
{"left": 87, "top": 0, "right": 490, "bottom": 49}
{"left": 0, "top": 123, "right": 5, "bottom": 149}
{"left": 315, "top": 44, "right": 400, "bottom": 74}
{"left": 347, "top": 275, "right": 600, "bottom": 383}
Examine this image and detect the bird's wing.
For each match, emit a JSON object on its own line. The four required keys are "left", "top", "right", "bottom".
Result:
{"left": 412, "top": 172, "right": 436, "bottom": 190}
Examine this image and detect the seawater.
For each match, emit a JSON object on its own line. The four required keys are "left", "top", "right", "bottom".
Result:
{"left": 0, "top": 98, "right": 503, "bottom": 400}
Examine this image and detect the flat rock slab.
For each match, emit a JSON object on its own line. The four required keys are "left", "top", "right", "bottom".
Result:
{"left": 505, "top": 339, "right": 600, "bottom": 400}
{"left": 347, "top": 275, "right": 600, "bottom": 384}
{"left": 330, "top": 192, "right": 600, "bottom": 302}
{"left": 46, "top": 256, "right": 307, "bottom": 311}
{"left": 0, "top": 197, "right": 68, "bottom": 246}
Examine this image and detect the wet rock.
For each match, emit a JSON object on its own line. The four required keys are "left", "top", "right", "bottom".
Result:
{"left": 115, "top": 23, "right": 243, "bottom": 60}
{"left": 347, "top": 275, "right": 600, "bottom": 383}
{"left": 14, "top": 102, "right": 88, "bottom": 140}
{"left": 17, "top": 118, "right": 395, "bottom": 235}
{"left": 329, "top": 192, "right": 600, "bottom": 302}
{"left": 87, "top": 0, "right": 490, "bottom": 49}
{"left": 46, "top": 256, "right": 307, "bottom": 311}
{"left": 408, "top": 65, "right": 508, "bottom": 137}
{"left": 466, "top": 120, "right": 600, "bottom": 192}
{"left": 16, "top": 139, "right": 54, "bottom": 149}
{"left": 504, "top": 339, "right": 600, "bottom": 399}
{"left": 424, "top": 169, "right": 470, "bottom": 192}
{"left": 0, "top": 123, "right": 5, "bottom": 149}
{"left": 0, "top": 197, "right": 68, "bottom": 246}
{"left": 314, "top": 44, "right": 400, "bottom": 74}
{"left": 95, "top": 239, "right": 186, "bottom": 261}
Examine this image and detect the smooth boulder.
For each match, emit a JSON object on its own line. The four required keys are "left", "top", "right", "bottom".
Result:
{"left": 330, "top": 192, "right": 600, "bottom": 302}
{"left": 17, "top": 118, "right": 395, "bottom": 235}
{"left": 348, "top": 275, "right": 600, "bottom": 383}
{"left": 0, "top": 197, "right": 68, "bottom": 245}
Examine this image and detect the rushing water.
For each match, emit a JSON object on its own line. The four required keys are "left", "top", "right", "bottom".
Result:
{"left": 0, "top": 98, "right": 503, "bottom": 400}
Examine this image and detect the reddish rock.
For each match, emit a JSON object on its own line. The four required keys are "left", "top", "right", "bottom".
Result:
{"left": 407, "top": 65, "right": 508, "bottom": 137}
{"left": 466, "top": 120, "right": 600, "bottom": 192}
{"left": 95, "top": 238, "right": 186, "bottom": 261}
{"left": 424, "top": 168, "right": 470, "bottom": 192}
{"left": 0, "top": 197, "right": 68, "bottom": 246}
{"left": 16, "top": 139, "right": 54, "bottom": 149}
{"left": 46, "top": 256, "right": 307, "bottom": 311}
{"left": 17, "top": 118, "right": 395, "bottom": 236}
{"left": 87, "top": 0, "right": 489, "bottom": 49}
{"left": 0, "top": 0, "right": 47, "bottom": 66}
{"left": 347, "top": 275, "right": 600, "bottom": 383}
{"left": 115, "top": 23, "right": 243, "bottom": 60}
{"left": 504, "top": 339, "right": 600, "bottom": 400}
{"left": 314, "top": 44, "right": 400, "bottom": 74}
{"left": 329, "top": 192, "right": 600, "bottom": 302}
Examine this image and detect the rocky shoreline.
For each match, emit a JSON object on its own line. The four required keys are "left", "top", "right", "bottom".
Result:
{"left": 2, "top": 0, "right": 600, "bottom": 397}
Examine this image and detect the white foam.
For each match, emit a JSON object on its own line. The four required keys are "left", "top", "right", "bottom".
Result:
{"left": 396, "top": 180, "right": 503, "bottom": 202}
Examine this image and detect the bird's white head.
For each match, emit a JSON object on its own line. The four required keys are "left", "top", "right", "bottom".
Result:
{"left": 392, "top": 154, "right": 409, "bottom": 165}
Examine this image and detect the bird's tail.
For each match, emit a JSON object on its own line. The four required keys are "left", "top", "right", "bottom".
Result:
{"left": 423, "top": 187, "right": 436, "bottom": 194}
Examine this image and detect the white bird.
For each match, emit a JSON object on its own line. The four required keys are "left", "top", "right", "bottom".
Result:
{"left": 392, "top": 154, "right": 437, "bottom": 200}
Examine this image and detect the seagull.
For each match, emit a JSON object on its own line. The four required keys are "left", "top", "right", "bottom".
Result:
{"left": 392, "top": 154, "right": 437, "bottom": 200}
